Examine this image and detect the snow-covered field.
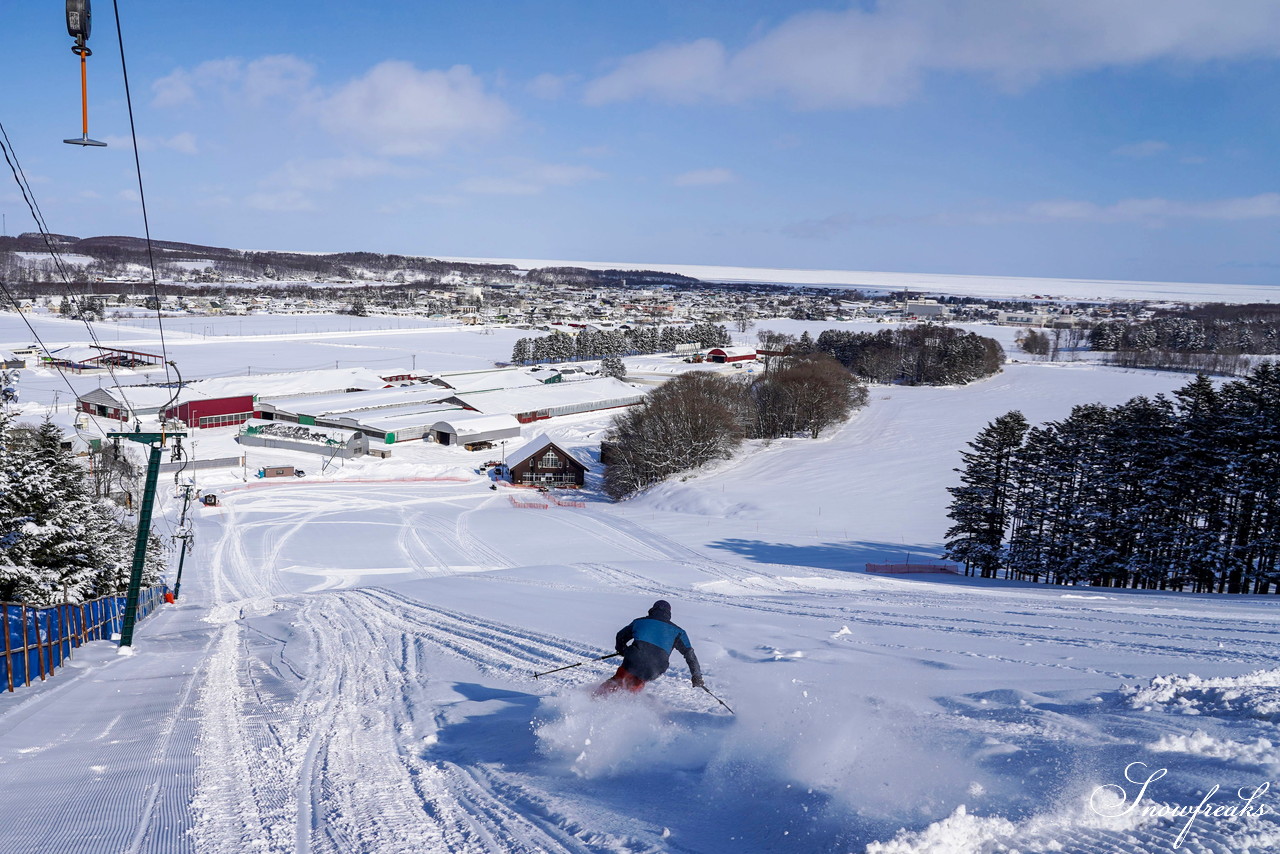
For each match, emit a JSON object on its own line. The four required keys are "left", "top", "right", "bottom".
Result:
{"left": 438, "top": 255, "right": 1280, "bottom": 304}
{"left": 0, "top": 312, "right": 1276, "bottom": 853}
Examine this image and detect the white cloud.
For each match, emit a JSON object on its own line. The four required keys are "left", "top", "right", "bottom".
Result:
{"left": 240, "top": 56, "right": 316, "bottom": 106}
{"left": 166, "top": 132, "right": 200, "bottom": 155}
{"left": 264, "top": 155, "right": 402, "bottom": 193}
{"left": 458, "top": 177, "right": 543, "bottom": 196}
{"left": 585, "top": 39, "right": 729, "bottom": 105}
{"left": 458, "top": 161, "right": 604, "bottom": 196}
{"left": 101, "top": 132, "right": 199, "bottom": 154}
{"left": 527, "top": 73, "right": 576, "bottom": 100}
{"left": 585, "top": 1, "right": 1280, "bottom": 109}
{"left": 1113, "top": 140, "right": 1170, "bottom": 158}
{"left": 1028, "top": 193, "right": 1280, "bottom": 224}
{"left": 317, "top": 62, "right": 512, "bottom": 156}
{"left": 152, "top": 56, "right": 313, "bottom": 108}
{"left": 245, "top": 155, "right": 404, "bottom": 212}
{"left": 152, "top": 56, "right": 514, "bottom": 159}
{"left": 673, "top": 167, "right": 736, "bottom": 187}
{"left": 245, "top": 190, "right": 316, "bottom": 212}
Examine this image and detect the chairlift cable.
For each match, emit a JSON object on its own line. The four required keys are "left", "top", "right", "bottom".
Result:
{"left": 0, "top": 120, "right": 144, "bottom": 423}
{"left": 110, "top": 0, "right": 173, "bottom": 388}
{"left": 0, "top": 278, "right": 107, "bottom": 437}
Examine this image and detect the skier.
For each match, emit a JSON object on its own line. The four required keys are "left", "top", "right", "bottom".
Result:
{"left": 595, "top": 599, "right": 703, "bottom": 696}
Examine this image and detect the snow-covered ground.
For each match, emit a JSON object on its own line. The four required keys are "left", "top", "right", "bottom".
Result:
{"left": 438, "top": 255, "right": 1280, "bottom": 304}
{"left": 0, "top": 312, "right": 1276, "bottom": 853}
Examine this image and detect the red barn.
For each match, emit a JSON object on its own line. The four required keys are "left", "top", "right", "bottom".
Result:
{"left": 707, "top": 347, "right": 757, "bottom": 363}
{"left": 165, "top": 395, "right": 255, "bottom": 429}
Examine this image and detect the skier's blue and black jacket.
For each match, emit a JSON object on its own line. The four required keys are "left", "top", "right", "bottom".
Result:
{"left": 615, "top": 601, "right": 702, "bottom": 683}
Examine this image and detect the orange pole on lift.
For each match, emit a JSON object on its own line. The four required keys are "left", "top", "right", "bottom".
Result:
{"left": 64, "top": 0, "right": 106, "bottom": 148}
{"left": 79, "top": 49, "right": 90, "bottom": 138}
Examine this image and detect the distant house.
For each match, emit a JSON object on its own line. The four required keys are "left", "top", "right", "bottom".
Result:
{"left": 506, "top": 434, "right": 588, "bottom": 487}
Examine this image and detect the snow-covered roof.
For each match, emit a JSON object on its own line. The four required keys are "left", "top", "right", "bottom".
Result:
{"left": 507, "top": 433, "right": 588, "bottom": 469}
{"left": 79, "top": 384, "right": 204, "bottom": 412}
{"left": 430, "top": 412, "right": 522, "bottom": 438}
{"left": 431, "top": 368, "right": 544, "bottom": 393}
{"left": 262, "top": 384, "right": 454, "bottom": 418}
{"left": 334, "top": 403, "right": 460, "bottom": 431}
{"left": 198, "top": 367, "right": 389, "bottom": 400}
{"left": 46, "top": 346, "right": 103, "bottom": 364}
{"left": 450, "top": 377, "right": 644, "bottom": 416}
{"left": 79, "top": 367, "right": 394, "bottom": 415}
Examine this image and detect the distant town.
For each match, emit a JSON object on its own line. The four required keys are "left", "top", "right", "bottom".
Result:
{"left": 0, "top": 232, "right": 1165, "bottom": 332}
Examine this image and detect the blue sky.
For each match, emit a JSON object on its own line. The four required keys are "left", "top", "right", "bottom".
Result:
{"left": 2, "top": 1, "right": 1280, "bottom": 285}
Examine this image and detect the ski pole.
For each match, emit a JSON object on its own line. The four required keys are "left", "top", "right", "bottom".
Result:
{"left": 532, "top": 652, "right": 619, "bottom": 679}
{"left": 701, "top": 685, "right": 735, "bottom": 715}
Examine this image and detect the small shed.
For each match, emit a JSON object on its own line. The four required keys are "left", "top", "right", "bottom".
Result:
{"left": 506, "top": 434, "right": 588, "bottom": 488}
{"left": 707, "top": 347, "right": 757, "bottom": 363}
{"left": 429, "top": 412, "right": 522, "bottom": 448}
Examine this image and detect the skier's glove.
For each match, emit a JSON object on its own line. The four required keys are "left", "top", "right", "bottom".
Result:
{"left": 691, "top": 675, "right": 705, "bottom": 688}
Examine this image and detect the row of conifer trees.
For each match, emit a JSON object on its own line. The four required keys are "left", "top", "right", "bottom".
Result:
{"left": 0, "top": 416, "right": 166, "bottom": 606}
{"left": 946, "top": 367, "right": 1280, "bottom": 593}
{"left": 510, "top": 323, "right": 731, "bottom": 364}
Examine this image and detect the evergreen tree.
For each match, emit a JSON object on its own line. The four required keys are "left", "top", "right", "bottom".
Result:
{"left": 600, "top": 355, "right": 627, "bottom": 379}
{"left": 945, "top": 411, "right": 1028, "bottom": 577}
{"left": 951, "top": 368, "right": 1280, "bottom": 594}
{"left": 575, "top": 329, "right": 598, "bottom": 361}
{"left": 3, "top": 422, "right": 99, "bottom": 602}
{"left": 548, "top": 330, "right": 575, "bottom": 361}
{"left": 1170, "top": 374, "right": 1230, "bottom": 591}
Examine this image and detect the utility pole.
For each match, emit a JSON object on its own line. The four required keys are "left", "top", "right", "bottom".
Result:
{"left": 108, "top": 429, "right": 186, "bottom": 647}
{"left": 172, "top": 480, "right": 196, "bottom": 599}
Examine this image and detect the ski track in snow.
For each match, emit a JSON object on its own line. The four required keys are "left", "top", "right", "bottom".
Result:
{"left": 174, "top": 479, "right": 1280, "bottom": 854}
{"left": 192, "top": 585, "right": 669, "bottom": 853}
{"left": 190, "top": 483, "right": 691, "bottom": 853}
{"left": 6, "top": 352, "right": 1279, "bottom": 854}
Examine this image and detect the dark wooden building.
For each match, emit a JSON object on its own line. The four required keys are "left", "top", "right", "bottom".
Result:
{"left": 506, "top": 434, "right": 588, "bottom": 488}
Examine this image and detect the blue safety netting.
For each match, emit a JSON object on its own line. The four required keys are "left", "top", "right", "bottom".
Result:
{"left": 0, "top": 585, "right": 169, "bottom": 692}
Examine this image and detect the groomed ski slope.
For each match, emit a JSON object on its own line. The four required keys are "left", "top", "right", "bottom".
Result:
{"left": 0, "top": 355, "right": 1277, "bottom": 852}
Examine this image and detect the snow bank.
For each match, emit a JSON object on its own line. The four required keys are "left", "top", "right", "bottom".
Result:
{"left": 1150, "top": 730, "right": 1278, "bottom": 771}
{"left": 1123, "top": 668, "right": 1280, "bottom": 719}
{"left": 864, "top": 792, "right": 1156, "bottom": 854}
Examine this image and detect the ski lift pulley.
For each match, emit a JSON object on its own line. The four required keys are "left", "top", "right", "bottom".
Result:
{"left": 67, "top": 0, "right": 91, "bottom": 40}
{"left": 64, "top": 0, "right": 107, "bottom": 148}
